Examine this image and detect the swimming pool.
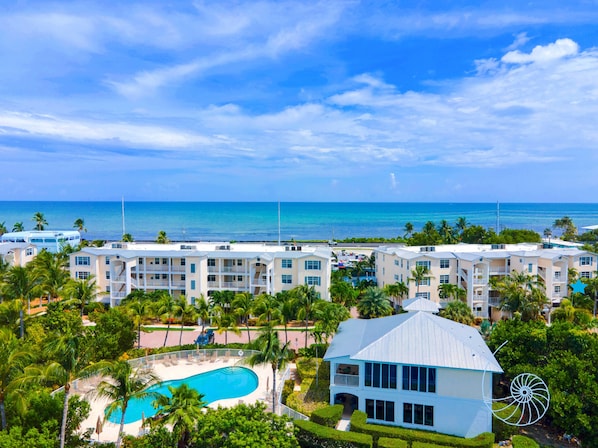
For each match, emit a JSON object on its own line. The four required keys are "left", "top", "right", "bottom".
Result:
{"left": 106, "top": 366, "right": 258, "bottom": 424}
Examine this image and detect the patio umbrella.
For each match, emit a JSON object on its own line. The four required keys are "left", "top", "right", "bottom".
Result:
{"left": 95, "top": 415, "right": 103, "bottom": 441}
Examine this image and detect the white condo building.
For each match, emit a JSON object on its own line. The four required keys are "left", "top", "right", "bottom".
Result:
{"left": 69, "top": 242, "right": 332, "bottom": 306}
{"left": 375, "top": 243, "right": 597, "bottom": 319}
{"left": 1, "top": 230, "right": 81, "bottom": 253}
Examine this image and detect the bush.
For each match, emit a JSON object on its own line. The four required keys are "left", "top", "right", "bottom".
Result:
{"left": 511, "top": 435, "right": 539, "bottom": 448}
{"left": 350, "top": 411, "right": 494, "bottom": 448}
{"left": 298, "top": 343, "right": 329, "bottom": 359}
{"left": 282, "top": 379, "right": 295, "bottom": 405}
{"left": 378, "top": 437, "right": 409, "bottom": 447}
{"left": 295, "top": 420, "right": 372, "bottom": 448}
{"left": 311, "top": 405, "right": 344, "bottom": 428}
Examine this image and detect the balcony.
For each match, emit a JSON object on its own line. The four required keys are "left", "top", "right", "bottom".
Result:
{"left": 333, "top": 374, "right": 359, "bottom": 387}
{"left": 111, "top": 291, "right": 127, "bottom": 298}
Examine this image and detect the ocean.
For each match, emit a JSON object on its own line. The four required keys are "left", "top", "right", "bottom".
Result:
{"left": 1, "top": 202, "right": 597, "bottom": 242}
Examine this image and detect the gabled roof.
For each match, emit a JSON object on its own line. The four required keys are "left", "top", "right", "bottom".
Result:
{"left": 324, "top": 312, "right": 502, "bottom": 373}
{"left": 402, "top": 297, "right": 440, "bottom": 313}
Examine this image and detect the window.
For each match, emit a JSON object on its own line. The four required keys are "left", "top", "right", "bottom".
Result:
{"left": 440, "top": 259, "right": 450, "bottom": 269}
{"left": 26, "top": 248, "right": 34, "bottom": 256}
{"left": 580, "top": 256, "right": 593, "bottom": 266}
{"left": 139, "top": 258, "right": 144, "bottom": 264}
{"left": 528, "top": 263, "right": 533, "bottom": 273}
{"left": 76, "top": 271, "right": 90, "bottom": 280}
{"left": 439, "top": 275, "right": 449, "bottom": 284}
{"left": 366, "top": 399, "right": 395, "bottom": 422}
{"left": 190, "top": 263, "right": 196, "bottom": 273}
{"left": 304, "top": 276, "right": 321, "bottom": 286}
{"left": 106, "top": 286, "right": 110, "bottom": 293}
{"left": 105, "top": 257, "right": 110, "bottom": 265}
{"left": 365, "top": 363, "right": 397, "bottom": 389}
{"left": 181, "top": 274, "right": 186, "bottom": 281}
{"left": 162, "top": 274, "right": 168, "bottom": 280}
{"left": 416, "top": 260, "right": 431, "bottom": 269}
{"left": 181, "top": 259, "right": 186, "bottom": 266}
{"left": 154, "top": 258, "right": 160, "bottom": 265}
{"left": 394, "top": 260, "right": 399, "bottom": 266}
{"left": 415, "top": 292, "right": 430, "bottom": 300}
{"left": 191, "top": 280, "right": 196, "bottom": 290}
{"left": 305, "top": 260, "right": 321, "bottom": 270}
{"left": 554, "top": 271, "right": 561, "bottom": 279}
{"left": 75, "top": 256, "right": 90, "bottom": 266}
{"left": 581, "top": 271, "right": 591, "bottom": 279}
{"left": 207, "top": 259, "right": 216, "bottom": 267}
{"left": 237, "top": 275, "right": 243, "bottom": 282}
{"left": 403, "top": 403, "right": 434, "bottom": 427}
{"left": 394, "top": 274, "right": 399, "bottom": 281}
{"left": 208, "top": 275, "right": 216, "bottom": 282}
{"left": 416, "top": 278, "right": 430, "bottom": 286}
{"left": 105, "top": 271, "right": 110, "bottom": 280}
{"left": 282, "top": 259, "right": 293, "bottom": 268}
{"left": 282, "top": 274, "right": 293, "bottom": 284}
{"left": 554, "top": 285, "right": 561, "bottom": 294}
{"left": 402, "top": 365, "right": 436, "bottom": 393}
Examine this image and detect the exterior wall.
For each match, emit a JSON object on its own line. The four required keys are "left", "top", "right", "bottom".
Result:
{"left": 327, "top": 357, "right": 493, "bottom": 438}
{"left": 0, "top": 244, "right": 38, "bottom": 267}
{"left": 69, "top": 243, "right": 331, "bottom": 305}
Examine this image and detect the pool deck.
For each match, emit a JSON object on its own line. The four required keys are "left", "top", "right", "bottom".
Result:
{"left": 80, "top": 357, "right": 272, "bottom": 443}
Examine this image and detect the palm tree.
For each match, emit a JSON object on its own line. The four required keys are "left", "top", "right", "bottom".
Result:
{"left": 233, "top": 292, "right": 255, "bottom": 344}
{"left": 410, "top": 265, "right": 433, "bottom": 294}
{"left": 491, "top": 270, "right": 547, "bottom": 321}
{"left": 582, "top": 274, "right": 598, "bottom": 317}
{"left": 31, "top": 250, "right": 70, "bottom": 303}
{"left": 121, "top": 233, "right": 134, "bottom": 242}
{"left": 90, "top": 360, "right": 161, "bottom": 448}
{"left": 384, "top": 281, "right": 409, "bottom": 309}
{"left": 403, "top": 222, "right": 414, "bottom": 239}
{"left": 455, "top": 217, "right": 468, "bottom": 240}
{"left": 193, "top": 296, "right": 210, "bottom": 333}
{"left": 41, "top": 332, "right": 89, "bottom": 448}
{"left": 277, "top": 291, "right": 297, "bottom": 344}
{"left": 11, "top": 222, "right": 24, "bottom": 232}
{"left": 253, "top": 293, "right": 280, "bottom": 324}
{"left": 439, "top": 301, "right": 475, "bottom": 325}
{"left": 293, "top": 285, "right": 320, "bottom": 348}
{"left": 0, "top": 328, "right": 32, "bottom": 430}
{"left": 438, "top": 220, "right": 456, "bottom": 244}
{"left": 155, "top": 293, "right": 176, "bottom": 347}
{"left": 313, "top": 301, "right": 350, "bottom": 341}
{"left": 0, "top": 300, "right": 27, "bottom": 337}
{"left": 32, "top": 212, "right": 47, "bottom": 231}
{"left": 155, "top": 230, "right": 170, "bottom": 244}
{"left": 212, "top": 305, "right": 240, "bottom": 344}
{"left": 126, "top": 296, "right": 153, "bottom": 349}
{"left": 0, "top": 222, "right": 6, "bottom": 236}
{"left": 73, "top": 218, "right": 87, "bottom": 233}
{"left": 330, "top": 280, "right": 358, "bottom": 308}
{"left": 152, "top": 384, "right": 206, "bottom": 448}
{"left": 543, "top": 228, "right": 552, "bottom": 246}
{"left": 174, "top": 297, "right": 196, "bottom": 346}
{"left": 357, "top": 286, "right": 392, "bottom": 319}
{"left": 63, "top": 276, "right": 97, "bottom": 316}
{"left": 245, "top": 324, "right": 293, "bottom": 414}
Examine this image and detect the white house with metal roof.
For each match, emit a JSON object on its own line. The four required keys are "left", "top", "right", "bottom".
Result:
{"left": 69, "top": 241, "right": 331, "bottom": 306}
{"left": 1, "top": 230, "right": 81, "bottom": 253}
{"left": 324, "top": 310, "right": 502, "bottom": 438}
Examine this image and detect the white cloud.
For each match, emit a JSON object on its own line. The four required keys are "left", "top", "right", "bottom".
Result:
{"left": 390, "top": 173, "right": 397, "bottom": 189}
{"left": 502, "top": 38, "right": 579, "bottom": 64}
{"left": 506, "top": 32, "right": 531, "bottom": 51}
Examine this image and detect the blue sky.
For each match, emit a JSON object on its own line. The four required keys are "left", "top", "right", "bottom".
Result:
{"left": 1, "top": 1, "right": 598, "bottom": 202}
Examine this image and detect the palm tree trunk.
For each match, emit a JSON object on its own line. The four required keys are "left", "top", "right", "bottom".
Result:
{"left": 284, "top": 323, "right": 288, "bottom": 345}
{"left": 179, "top": 320, "right": 184, "bottom": 346}
{"left": 138, "top": 321, "right": 142, "bottom": 349}
{"left": 163, "top": 320, "right": 171, "bottom": 347}
{"left": 304, "top": 318, "right": 309, "bottom": 348}
{"left": 246, "top": 322, "right": 251, "bottom": 344}
{"left": 116, "top": 402, "right": 127, "bottom": 448}
{"left": 59, "top": 384, "right": 70, "bottom": 448}
{"left": 0, "top": 397, "right": 6, "bottom": 430}
{"left": 271, "top": 366, "right": 277, "bottom": 414}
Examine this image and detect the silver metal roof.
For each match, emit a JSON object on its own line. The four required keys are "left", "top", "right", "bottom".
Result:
{"left": 402, "top": 297, "right": 440, "bottom": 313}
{"left": 324, "top": 312, "right": 502, "bottom": 373}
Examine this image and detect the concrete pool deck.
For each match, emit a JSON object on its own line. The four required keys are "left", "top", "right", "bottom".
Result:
{"left": 79, "top": 354, "right": 273, "bottom": 443}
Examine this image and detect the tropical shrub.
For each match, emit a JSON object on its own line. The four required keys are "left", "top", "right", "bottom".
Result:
{"left": 511, "top": 435, "right": 539, "bottom": 448}
{"left": 295, "top": 419, "right": 372, "bottom": 448}
{"left": 310, "top": 404, "right": 344, "bottom": 428}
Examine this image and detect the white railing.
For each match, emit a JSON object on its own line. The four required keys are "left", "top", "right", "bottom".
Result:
{"left": 333, "top": 373, "right": 359, "bottom": 387}
{"left": 278, "top": 366, "right": 309, "bottom": 420}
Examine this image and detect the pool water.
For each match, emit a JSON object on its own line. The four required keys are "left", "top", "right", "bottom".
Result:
{"left": 106, "top": 366, "right": 258, "bottom": 424}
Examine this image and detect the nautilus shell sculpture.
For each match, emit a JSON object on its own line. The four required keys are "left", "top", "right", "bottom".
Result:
{"left": 483, "top": 342, "right": 550, "bottom": 426}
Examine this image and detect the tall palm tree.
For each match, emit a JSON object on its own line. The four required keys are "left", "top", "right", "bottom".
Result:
{"left": 41, "top": 332, "right": 89, "bottom": 448}
{"left": 491, "top": 270, "right": 547, "bottom": 321}
{"left": 63, "top": 276, "right": 97, "bottom": 316}
{"left": 0, "top": 222, "right": 6, "bottom": 236}
{"left": 155, "top": 293, "right": 176, "bottom": 347}
{"left": 233, "top": 292, "right": 255, "bottom": 344}
{"left": 153, "top": 384, "right": 206, "bottom": 448}
{"left": 312, "top": 301, "right": 350, "bottom": 342}
{"left": 11, "top": 222, "right": 24, "bottom": 232}
{"left": 73, "top": 218, "right": 87, "bottom": 233}
{"left": 0, "top": 300, "right": 27, "bottom": 337}
{"left": 384, "top": 281, "right": 409, "bottom": 309}
{"left": 403, "top": 222, "right": 414, "bottom": 239}
{"left": 90, "top": 360, "right": 161, "bottom": 448}
{"left": 0, "top": 328, "right": 32, "bottom": 430}
{"left": 32, "top": 212, "right": 48, "bottom": 231}
{"left": 253, "top": 293, "right": 280, "bottom": 324}
{"left": 174, "top": 297, "right": 196, "bottom": 346}
{"left": 121, "top": 233, "right": 134, "bottom": 242}
{"left": 439, "top": 301, "right": 475, "bottom": 325}
{"left": 276, "top": 291, "right": 297, "bottom": 344}
{"left": 357, "top": 287, "right": 392, "bottom": 319}
{"left": 293, "top": 285, "right": 320, "bottom": 348}
{"left": 212, "top": 305, "right": 240, "bottom": 344}
{"left": 193, "top": 296, "right": 210, "bottom": 333}
{"left": 155, "top": 230, "right": 170, "bottom": 244}
{"left": 245, "top": 324, "right": 293, "bottom": 414}
{"left": 31, "top": 250, "right": 70, "bottom": 303}
{"left": 581, "top": 274, "right": 598, "bottom": 317}
{"left": 330, "top": 280, "right": 358, "bottom": 308}
{"left": 410, "top": 265, "right": 433, "bottom": 294}
{"left": 126, "top": 296, "right": 153, "bottom": 349}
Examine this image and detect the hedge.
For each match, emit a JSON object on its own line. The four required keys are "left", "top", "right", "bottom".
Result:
{"left": 377, "top": 437, "right": 409, "bottom": 447}
{"left": 282, "top": 379, "right": 295, "bottom": 405}
{"left": 350, "top": 411, "right": 494, "bottom": 448}
{"left": 295, "top": 420, "right": 373, "bottom": 448}
{"left": 511, "top": 435, "right": 539, "bottom": 448}
{"left": 311, "top": 405, "right": 344, "bottom": 428}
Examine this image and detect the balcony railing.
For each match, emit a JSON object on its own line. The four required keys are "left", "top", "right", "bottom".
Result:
{"left": 333, "top": 374, "right": 359, "bottom": 387}
{"left": 111, "top": 291, "right": 127, "bottom": 298}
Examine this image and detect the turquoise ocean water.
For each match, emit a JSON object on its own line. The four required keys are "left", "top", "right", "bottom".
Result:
{"left": 1, "top": 202, "right": 597, "bottom": 242}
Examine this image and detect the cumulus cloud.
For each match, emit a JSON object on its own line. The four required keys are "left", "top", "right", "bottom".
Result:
{"left": 502, "top": 38, "right": 579, "bottom": 64}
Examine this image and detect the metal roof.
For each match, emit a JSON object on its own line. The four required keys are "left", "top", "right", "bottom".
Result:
{"left": 402, "top": 297, "right": 440, "bottom": 313}
{"left": 324, "top": 312, "right": 502, "bottom": 373}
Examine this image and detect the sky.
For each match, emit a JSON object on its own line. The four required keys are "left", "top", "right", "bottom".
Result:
{"left": 1, "top": 1, "right": 598, "bottom": 202}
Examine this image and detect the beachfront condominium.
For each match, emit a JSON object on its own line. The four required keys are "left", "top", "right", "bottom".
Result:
{"left": 69, "top": 242, "right": 332, "bottom": 307}
{"left": 374, "top": 243, "right": 597, "bottom": 319}
{"left": 1, "top": 230, "right": 81, "bottom": 254}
